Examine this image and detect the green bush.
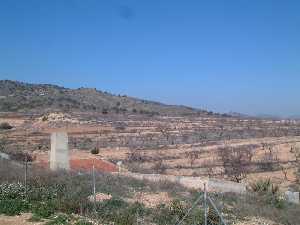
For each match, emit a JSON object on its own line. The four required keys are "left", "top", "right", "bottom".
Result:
{"left": 170, "top": 199, "right": 185, "bottom": 220}
{"left": 113, "top": 202, "right": 147, "bottom": 225}
{"left": 249, "top": 179, "right": 284, "bottom": 209}
{"left": 0, "top": 182, "right": 30, "bottom": 215}
{"left": 153, "top": 204, "right": 176, "bottom": 225}
{"left": 153, "top": 201, "right": 204, "bottom": 225}
{"left": 32, "top": 201, "right": 56, "bottom": 218}
{"left": 0, "top": 161, "right": 195, "bottom": 224}
{"left": 95, "top": 199, "right": 148, "bottom": 225}
{"left": 42, "top": 116, "right": 48, "bottom": 122}
{"left": 102, "top": 108, "right": 108, "bottom": 114}
{"left": 90, "top": 147, "right": 99, "bottom": 155}
{"left": 96, "top": 197, "right": 128, "bottom": 220}
{"left": 0, "top": 182, "right": 26, "bottom": 200}
{"left": 0, "top": 199, "right": 29, "bottom": 216}
{"left": 0, "top": 122, "right": 13, "bottom": 130}
{"left": 0, "top": 179, "right": 90, "bottom": 219}
{"left": 250, "top": 179, "right": 272, "bottom": 193}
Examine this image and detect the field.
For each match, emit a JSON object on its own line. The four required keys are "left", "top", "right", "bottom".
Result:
{"left": 1, "top": 112, "right": 300, "bottom": 186}
{"left": 1, "top": 111, "right": 300, "bottom": 224}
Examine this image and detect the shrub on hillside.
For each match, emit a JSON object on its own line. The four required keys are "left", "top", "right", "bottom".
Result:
{"left": 42, "top": 115, "right": 48, "bottom": 122}
{"left": 93, "top": 198, "right": 147, "bottom": 225}
{"left": 0, "top": 182, "right": 26, "bottom": 200}
{"left": 249, "top": 179, "right": 278, "bottom": 194}
{"left": 10, "top": 151, "right": 35, "bottom": 162}
{"left": 90, "top": 147, "right": 99, "bottom": 155}
{"left": 0, "top": 183, "right": 29, "bottom": 215}
{"left": 249, "top": 179, "right": 284, "bottom": 208}
{"left": 0, "top": 122, "right": 13, "bottom": 130}
{"left": 102, "top": 108, "right": 108, "bottom": 114}
{"left": 0, "top": 199, "right": 29, "bottom": 216}
{"left": 153, "top": 200, "right": 204, "bottom": 225}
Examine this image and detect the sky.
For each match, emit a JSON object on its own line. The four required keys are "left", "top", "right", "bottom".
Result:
{"left": 0, "top": 0, "right": 299, "bottom": 117}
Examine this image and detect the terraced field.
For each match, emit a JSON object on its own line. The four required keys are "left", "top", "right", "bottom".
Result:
{"left": 1, "top": 112, "right": 300, "bottom": 189}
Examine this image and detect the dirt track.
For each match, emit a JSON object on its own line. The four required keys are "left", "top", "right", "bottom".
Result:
{"left": 0, "top": 214, "right": 45, "bottom": 225}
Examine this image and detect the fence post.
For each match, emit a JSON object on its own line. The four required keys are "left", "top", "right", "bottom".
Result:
{"left": 92, "top": 163, "right": 96, "bottom": 212}
{"left": 80, "top": 203, "right": 83, "bottom": 216}
{"left": 204, "top": 183, "right": 207, "bottom": 225}
{"left": 24, "top": 155, "right": 28, "bottom": 199}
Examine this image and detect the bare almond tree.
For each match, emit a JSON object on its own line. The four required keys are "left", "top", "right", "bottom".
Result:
{"left": 127, "top": 150, "right": 146, "bottom": 163}
{"left": 153, "top": 159, "right": 166, "bottom": 174}
{"left": 218, "top": 145, "right": 255, "bottom": 183}
{"left": 260, "top": 145, "right": 279, "bottom": 171}
{"left": 185, "top": 150, "right": 201, "bottom": 167}
{"left": 280, "top": 165, "right": 289, "bottom": 181}
{"left": 291, "top": 145, "right": 300, "bottom": 183}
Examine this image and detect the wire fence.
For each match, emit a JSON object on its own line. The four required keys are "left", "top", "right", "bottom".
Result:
{"left": 175, "top": 183, "right": 227, "bottom": 225}
{"left": 1, "top": 157, "right": 231, "bottom": 225}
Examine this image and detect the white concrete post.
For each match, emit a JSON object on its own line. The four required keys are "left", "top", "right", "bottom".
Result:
{"left": 50, "top": 132, "right": 70, "bottom": 171}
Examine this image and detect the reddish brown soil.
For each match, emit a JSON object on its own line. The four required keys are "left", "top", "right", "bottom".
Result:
{"left": 34, "top": 151, "right": 118, "bottom": 173}
{"left": 70, "top": 158, "right": 117, "bottom": 172}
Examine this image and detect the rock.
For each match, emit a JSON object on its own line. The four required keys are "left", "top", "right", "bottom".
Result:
{"left": 88, "top": 193, "right": 112, "bottom": 202}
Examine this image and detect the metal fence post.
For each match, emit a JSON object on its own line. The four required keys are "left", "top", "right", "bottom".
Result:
{"left": 204, "top": 183, "right": 207, "bottom": 225}
{"left": 24, "top": 155, "right": 28, "bottom": 199}
{"left": 92, "top": 164, "right": 96, "bottom": 212}
{"left": 173, "top": 183, "right": 228, "bottom": 225}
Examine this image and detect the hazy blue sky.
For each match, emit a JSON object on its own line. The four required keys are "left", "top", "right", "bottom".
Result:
{"left": 0, "top": 0, "right": 299, "bottom": 116}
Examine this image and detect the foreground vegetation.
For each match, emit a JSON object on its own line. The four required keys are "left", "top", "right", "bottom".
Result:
{"left": 0, "top": 159, "right": 300, "bottom": 225}
{"left": 0, "top": 159, "right": 203, "bottom": 225}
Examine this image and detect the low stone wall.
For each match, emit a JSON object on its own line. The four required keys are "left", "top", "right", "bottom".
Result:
{"left": 120, "top": 172, "right": 246, "bottom": 194}
{"left": 120, "top": 172, "right": 300, "bottom": 204}
{"left": 285, "top": 191, "right": 300, "bottom": 204}
{"left": 0, "top": 152, "right": 10, "bottom": 160}
{"left": 207, "top": 178, "right": 247, "bottom": 194}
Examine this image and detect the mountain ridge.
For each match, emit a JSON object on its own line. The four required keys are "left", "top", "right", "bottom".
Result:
{"left": 0, "top": 80, "right": 220, "bottom": 116}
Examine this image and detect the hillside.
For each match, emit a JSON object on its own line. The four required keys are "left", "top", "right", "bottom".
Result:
{"left": 1, "top": 80, "right": 300, "bottom": 225}
{"left": 0, "top": 80, "right": 214, "bottom": 116}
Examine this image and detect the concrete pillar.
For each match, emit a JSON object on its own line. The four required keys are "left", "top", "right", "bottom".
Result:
{"left": 285, "top": 191, "right": 300, "bottom": 204}
{"left": 50, "top": 132, "right": 70, "bottom": 171}
{"left": 117, "top": 161, "right": 122, "bottom": 172}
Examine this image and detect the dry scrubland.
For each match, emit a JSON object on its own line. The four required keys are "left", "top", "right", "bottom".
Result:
{"left": 1, "top": 111, "right": 300, "bottom": 224}
{"left": 1, "top": 158, "right": 300, "bottom": 225}
{"left": 0, "top": 81, "right": 300, "bottom": 225}
{"left": 1, "top": 112, "right": 300, "bottom": 186}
